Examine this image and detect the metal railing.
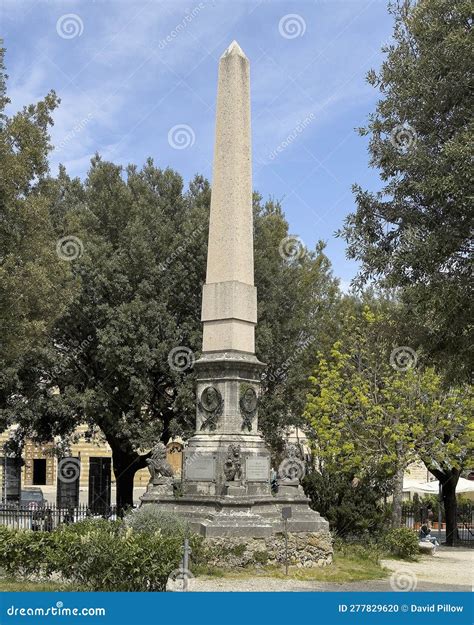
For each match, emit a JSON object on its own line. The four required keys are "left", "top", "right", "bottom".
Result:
{"left": 0, "top": 503, "right": 118, "bottom": 531}
{"left": 401, "top": 503, "right": 474, "bottom": 545}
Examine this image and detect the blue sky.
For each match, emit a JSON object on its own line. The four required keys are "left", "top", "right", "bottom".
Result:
{"left": 2, "top": 0, "right": 393, "bottom": 287}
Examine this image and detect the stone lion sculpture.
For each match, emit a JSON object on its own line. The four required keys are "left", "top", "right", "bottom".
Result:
{"left": 146, "top": 443, "right": 174, "bottom": 484}
{"left": 223, "top": 444, "right": 242, "bottom": 482}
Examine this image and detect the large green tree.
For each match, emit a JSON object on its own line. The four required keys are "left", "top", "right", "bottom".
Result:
{"left": 304, "top": 299, "right": 472, "bottom": 542}
{"left": 3, "top": 154, "right": 339, "bottom": 508}
{"left": 339, "top": 0, "right": 473, "bottom": 382}
{"left": 0, "top": 44, "right": 75, "bottom": 415}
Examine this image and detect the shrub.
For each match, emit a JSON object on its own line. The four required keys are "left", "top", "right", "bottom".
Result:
{"left": 231, "top": 543, "right": 247, "bottom": 557}
{"left": 0, "top": 526, "right": 53, "bottom": 579}
{"left": 383, "top": 527, "right": 419, "bottom": 560}
{"left": 124, "top": 505, "right": 189, "bottom": 537}
{"left": 253, "top": 550, "right": 269, "bottom": 565}
{"left": 0, "top": 513, "right": 209, "bottom": 591}
{"left": 50, "top": 519, "right": 183, "bottom": 591}
{"left": 333, "top": 537, "right": 383, "bottom": 564}
{"left": 303, "top": 469, "right": 393, "bottom": 538}
{"left": 123, "top": 505, "right": 207, "bottom": 568}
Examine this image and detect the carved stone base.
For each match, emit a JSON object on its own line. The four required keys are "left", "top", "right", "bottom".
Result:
{"left": 140, "top": 491, "right": 329, "bottom": 538}
{"left": 144, "top": 478, "right": 174, "bottom": 499}
{"left": 140, "top": 350, "right": 329, "bottom": 539}
{"left": 225, "top": 481, "right": 246, "bottom": 497}
{"left": 206, "top": 531, "right": 333, "bottom": 568}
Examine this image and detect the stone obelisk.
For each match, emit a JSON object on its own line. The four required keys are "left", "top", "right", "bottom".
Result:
{"left": 182, "top": 41, "right": 273, "bottom": 537}
{"left": 142, "top": 41, "right": 329, "bottom": 542}
{"left": 201, "top": 40, "right": 257, "bottom": 356}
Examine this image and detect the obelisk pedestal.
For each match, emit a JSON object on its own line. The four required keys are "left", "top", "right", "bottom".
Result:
{"left": 141, "top": 42, "right": 329, "bottom": 544}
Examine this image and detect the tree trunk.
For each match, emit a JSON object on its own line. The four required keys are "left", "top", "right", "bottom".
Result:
{"left": 424, "top": 466, "right": 460, "bottom": 546}
{"left": 391, "top": 466, "right": 404, "bottom": 528}
{"left": 442, "top": 472, "right": 459, "bottom": 546}
{"left": 114, "top": 464, "right": 135, "bottom": 512}
{"left": 111, "top": 448, "right": 149, "bottom": 513}
{"left": 160, "top": 409, "right": 173, "bottom": 444}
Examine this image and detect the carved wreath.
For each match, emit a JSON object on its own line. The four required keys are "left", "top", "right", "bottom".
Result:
{"left": 278, "top": 443, "right": 306, "bottom": 483}
{"left": 198, "top": 386, "right": 223, "bottom": 431}
{"left": 239, "top": 386, "right": 258, "bottom": 432}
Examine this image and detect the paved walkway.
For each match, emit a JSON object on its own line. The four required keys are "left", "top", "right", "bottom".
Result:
{"left": 191, "top": 547, "right": 473, "bottom": 592}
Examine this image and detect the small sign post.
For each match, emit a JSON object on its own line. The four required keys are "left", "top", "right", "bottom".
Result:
{"left": 281, "top": 506, "right": 292, "bottom": 575}
{"left": 182, "top": 538, "right": 192, "bottom": 592}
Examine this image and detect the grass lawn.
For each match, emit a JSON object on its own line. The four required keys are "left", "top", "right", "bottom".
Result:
{"left": 194, "top": 544, "right": 388, "bottom": 583}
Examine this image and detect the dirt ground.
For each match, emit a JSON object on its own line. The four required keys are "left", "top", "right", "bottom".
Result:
{"left": 190, "top": 546, "right": 473, "bottom": 592}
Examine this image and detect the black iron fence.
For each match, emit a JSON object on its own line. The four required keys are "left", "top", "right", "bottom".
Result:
{"left": 0, "top": 503, "right": 118, "bottom": 531}
{"left": 401, "top": 501, "right": 474, "bottom": 545}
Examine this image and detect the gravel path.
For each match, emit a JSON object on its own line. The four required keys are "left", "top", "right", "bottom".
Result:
{"left": 191, "top": 547, "right": 473, "bottom": 592}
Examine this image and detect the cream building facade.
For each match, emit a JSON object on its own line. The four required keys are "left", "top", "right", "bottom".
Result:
{"left": 0, "top": 426, "right": 182, "bottom": 506}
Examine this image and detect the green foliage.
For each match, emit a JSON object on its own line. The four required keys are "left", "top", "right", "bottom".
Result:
{"left": 230, "top": 544, "right": 247, "bottom": 557}
{"left": 4, "top": 158, "right": 339, "bottom": 506}
{"left": 333, "top": 538, "right": 383, "bottom": 565}
{"left": 304, "top": 297, "right": 472, "bottom": 536}
{"left": 124, "top": 505, "right": 189, "bottom": 536}
{"left": 253, "top": 550, "right": 269, "bottom": 565}
{"left": 123, "top": 505, "right": 207, "bottom": 566}
{"left": 304, "top": 300, "right": 472, "bottom": 481}
{"left": 0, "top": 526, "right": 53, "bottom": 579}
{"left": 0, "top": 43, "right": 75, "bottom": 418}
{"left": 339, "top": 0, "right": 473, "bottom": 382}
{"left": 383, "top": 527, "right": 419, "bottom": 560}
{"left": 303, "top": 469, "right": 392, "bottom": 538}
{"left": 0, "top": 519, "right": 190, "bottom": 591}
{"left": 52, "top": 520, "right": 183, "bottom": 591}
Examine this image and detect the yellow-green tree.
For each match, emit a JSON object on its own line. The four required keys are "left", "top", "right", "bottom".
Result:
{"left": 304, "top": 303, "right": 472, "bottom": 542}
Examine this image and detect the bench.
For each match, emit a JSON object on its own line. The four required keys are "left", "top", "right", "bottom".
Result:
{"left": 418, "top": 541, "right": 436, "bottom": 555}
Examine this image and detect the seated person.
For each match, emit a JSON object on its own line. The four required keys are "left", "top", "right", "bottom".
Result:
{"left": 419, "top": 524, "right": 439, "bottom": 549}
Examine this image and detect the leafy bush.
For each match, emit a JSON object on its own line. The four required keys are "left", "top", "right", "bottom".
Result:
{"left": 0, "top": 526, "right": 54, "bottom": 579}
{"left": 123, "top": 505, "right": 207, "bottom": 567}
{"left": 0, "top": 518, "right": 193, "bottom": 591}
{"left": 231, "top": 543, "right": 247, "bottom": 557}
{"left": 50, "top": 519, "right": 184, "bottom": 591}
{"left": 383, "top": 527, "right": 419, "bottom": 560}
{"left": 253, "top": 550, "right": 269, "bottom": 565}
{"left": 303, "top": 469, "right": 393, "bottom": 538}
{"left": 124, "top": 505, "right": 189, "bottom": 537}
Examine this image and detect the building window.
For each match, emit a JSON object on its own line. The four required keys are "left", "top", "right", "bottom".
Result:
{"left": 32, "top": 459, "right": 47, "bottom": 485}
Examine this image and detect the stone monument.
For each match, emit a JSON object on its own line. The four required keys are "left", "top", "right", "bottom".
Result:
{"left": 142, "top": 42, "right": 329, "bottom": 550}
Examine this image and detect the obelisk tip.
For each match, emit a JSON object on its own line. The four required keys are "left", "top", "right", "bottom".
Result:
{"left": 221, "top": 40, "right": 247, "bottom": 60}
